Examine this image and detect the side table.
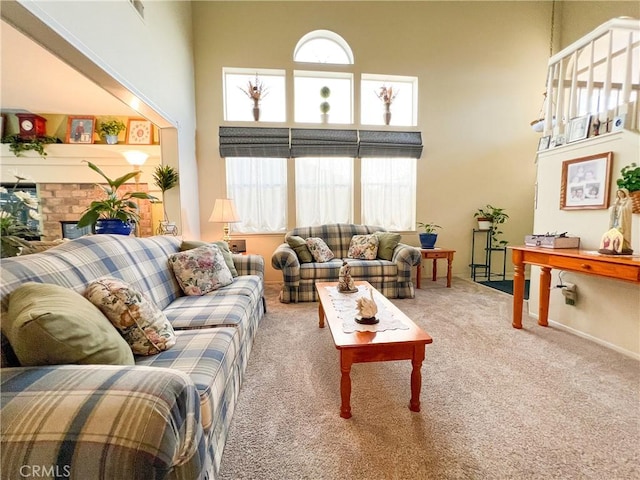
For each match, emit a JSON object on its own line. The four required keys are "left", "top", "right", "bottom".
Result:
{"left": 416, "top": 248, "right": 456, "bottom": 288}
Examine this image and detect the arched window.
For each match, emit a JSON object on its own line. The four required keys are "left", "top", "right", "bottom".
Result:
{"left": 293, "top": 30, "right": 354, "bottom": 64}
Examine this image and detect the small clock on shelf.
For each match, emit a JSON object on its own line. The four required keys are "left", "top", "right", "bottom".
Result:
{"left": 16, "top": 114, "right": 47, "bottom": 139}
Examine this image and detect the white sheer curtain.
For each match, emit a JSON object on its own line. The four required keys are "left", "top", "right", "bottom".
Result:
{"left": 295, "top": 157, "right": 353, "bottom": 226}
{"left": 361, "top": 157, "right": 416, "bottom": 230}
{"left": 226, "top": 157, "right": 287, "bottom": 233}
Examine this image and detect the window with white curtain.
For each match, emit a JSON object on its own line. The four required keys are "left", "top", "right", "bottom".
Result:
{"left": 295, "top": 157, "right": 353, "bottom": 226}
{"left": 361, "top": 157, "right": 416, "bottom": 230}
{"left": 226, "top": 157, "right": 287, "bottom": 233}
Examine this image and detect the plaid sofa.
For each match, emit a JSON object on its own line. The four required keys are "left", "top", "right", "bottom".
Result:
{"left": 0, "top": 234, "right": 265, "bottom": 480}
{"left": 271, "top": 224, "right": 420, "bottom": 303}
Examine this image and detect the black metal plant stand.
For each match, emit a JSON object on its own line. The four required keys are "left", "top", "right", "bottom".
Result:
{"left": 469, "top": 229, "right": 506, "bottom": 282}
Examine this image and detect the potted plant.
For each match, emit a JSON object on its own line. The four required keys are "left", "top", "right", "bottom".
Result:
{"left": 474, "top": 205, "right": 509, "bottom": 247}
{"left": 0, "top": 172, "right": 43, "bottom": 257}
{"left": 152, "top": 164, "right": 180, "bottom": 235}
{"left": 2, "top": 134, "right": 58, "bottom": 158}
{"left": 417, "top": 222, "right": 442, "bottom": 249}
{"left": 616, "top": 162, "right": 640, "bottom": 213}
{"left": 98, "top": 118, "right": 126, "bottom": 145}
{"left": 77, "top": 161, "right": 158, "bottom": 235}
{"left": 320, "top": 86, "right": 331, "bottom": 123}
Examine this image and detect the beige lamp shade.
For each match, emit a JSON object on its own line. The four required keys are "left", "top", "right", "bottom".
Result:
{"left": 209, "top": 198, "right": 240, "bottom": 223}
{"left": 209, "top": 199, "right": 240, "bottom": 242}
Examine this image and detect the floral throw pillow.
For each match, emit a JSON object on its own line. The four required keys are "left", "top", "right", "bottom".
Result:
{"left": 306, "top": 237, "right": 335, "bottom": 263}
{"left": 347, "top": 234, "right": 380, "bottom": 260}
{"left": 85, "top": 277, "right": 176, "bottom": 356}
{"left": 169, "top": 244, "right": 234, "bottom": 296}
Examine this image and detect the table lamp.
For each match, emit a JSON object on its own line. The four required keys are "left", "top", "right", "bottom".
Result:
{"left": 209, "top": 198, "right": 240, "bottom": 242}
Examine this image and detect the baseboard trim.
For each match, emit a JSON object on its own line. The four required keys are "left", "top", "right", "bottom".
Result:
{"left": 529, "top": 313, "right": 639, "bottom": 360}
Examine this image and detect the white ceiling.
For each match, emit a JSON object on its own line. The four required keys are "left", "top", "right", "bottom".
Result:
{"left": 1, "top": 20, "right": 138, "bottom": 116}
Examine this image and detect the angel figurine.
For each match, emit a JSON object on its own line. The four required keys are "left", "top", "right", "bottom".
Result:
{"left": 338, "top": 261, "right": 357, "bottom": 293}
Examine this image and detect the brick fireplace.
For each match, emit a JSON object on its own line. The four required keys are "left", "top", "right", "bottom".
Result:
{"left": 38, "top": 182, "right": 154, "bottom": 240}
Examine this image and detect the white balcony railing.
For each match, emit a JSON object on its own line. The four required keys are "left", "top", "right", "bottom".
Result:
{"left": 541, "top": 17, "right": 640, "bottom": 138}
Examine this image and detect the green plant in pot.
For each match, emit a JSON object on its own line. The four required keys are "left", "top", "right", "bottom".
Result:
{"left": 152, "top": 164, "right": 180, "bottom": 235}
{"left": 616, "top": 162, "right": 640, "bottom": 214}
{"left": 417, "top": 222, "right": 442, "bottom": 249}
{"left": 77, "top": 161, "right": 158, "bottom": 235}
{"left": 98, "top": 118, "right": 126, "bottom": 145}
{"left": 474, "top": 205, "right": 509, "bottom": 247}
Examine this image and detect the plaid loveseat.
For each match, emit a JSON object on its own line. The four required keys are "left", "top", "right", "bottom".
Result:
{"left": 271, "top": 224, "right": 420, "bottom": 303}
{"left": 0, "top": 234, "right": 265, "bottom": 480}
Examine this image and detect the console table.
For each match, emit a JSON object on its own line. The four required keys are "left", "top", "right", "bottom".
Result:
{"left": 510, "top": 246, "right": 640, "bottom": 329}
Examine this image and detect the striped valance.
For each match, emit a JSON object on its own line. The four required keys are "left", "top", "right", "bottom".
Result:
{"left": 290, "top": 129, "right": 358, "bottom": 157}
{"left": 358, "top": 130, "right": 423, "bottom": 158}
{"left": 219, "top": 126, "right": 290, "bottom": 158}
{"left": 219, "top": 127, "right": 423, "bottom": 159}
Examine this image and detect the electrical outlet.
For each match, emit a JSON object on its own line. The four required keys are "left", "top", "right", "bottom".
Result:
{"left": 562, "top": 283, "right": 577, "bottom": 305}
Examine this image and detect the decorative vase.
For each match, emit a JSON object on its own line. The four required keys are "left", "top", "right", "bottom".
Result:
{"left": 383, "top": 103, "right": 392, "bottom": 126}
{"left": 105, "top": 135, "right": 119, "bottom": 145}
{"left": 419, "top": 233, "right": 438, "bottom": 249}
{"left": 253, "top": 101, "right": 260, "bottom": 121}
{"left": 320, "top": 113, "right": 329, "bottom": 124}
{"left": 95, "top": 219, "right": 133, "bottom": 235}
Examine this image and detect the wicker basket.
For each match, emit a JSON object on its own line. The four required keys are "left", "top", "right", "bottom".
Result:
{"left": 631, "top": 190, "right": 640, "bottom": 214}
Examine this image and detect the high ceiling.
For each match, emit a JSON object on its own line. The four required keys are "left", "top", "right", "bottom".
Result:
{"left": 1, "top": 20, "right": 138, "bottom": 116}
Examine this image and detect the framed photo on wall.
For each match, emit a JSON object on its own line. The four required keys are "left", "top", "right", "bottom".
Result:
{"left": 537, "top": 135, "right": 551, "bottom": 151}
{"left": 560, "top": 151, "right": 613, "bottom": 210}
{"left": 66, "top": 116, "right": 95, "bottom": 144}
{"left": 127, "top": 119, "right": 153, "bottom": 145}
{"left": 567, "top": 115, "right": 591, "bottom": 143}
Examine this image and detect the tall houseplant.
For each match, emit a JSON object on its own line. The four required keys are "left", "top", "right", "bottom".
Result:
{"left": 474, "top": 205, "right": 509, "bottom": 247}
{"left": 152, "top": 164, "right": 179, "bottom": 234}
{"left": 77, "top": 161, "right": 157, "bottom": 235}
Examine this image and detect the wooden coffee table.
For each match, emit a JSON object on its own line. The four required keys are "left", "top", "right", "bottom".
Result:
{"left": 316, "top": 281, "right": 433, "bottom": 419}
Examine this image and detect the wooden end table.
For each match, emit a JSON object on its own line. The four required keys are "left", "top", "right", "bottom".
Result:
{"left": 416, "top": 248, "right": 456, "bottom": 288}
{"left": 316, "top": 281, "right": 433, "bottom": 419}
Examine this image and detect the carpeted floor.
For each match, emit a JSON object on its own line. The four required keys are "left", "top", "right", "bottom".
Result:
{"left": 218, "top": 278, "right": 639, "bottom": 480}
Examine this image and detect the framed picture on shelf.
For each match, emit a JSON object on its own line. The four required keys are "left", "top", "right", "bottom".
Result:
{"left": 567, "top": 115, "right": 591, "bottom": 143}
{"left": 537, "top": 135, "right": 551, "bottom": 151}
{"left": 127, "top": 119, "right": 153, "bottom": 145}
{"left": 66, "top": 116, "right": 95, "bottom": 144}
{"left": 560, "top": 151, "right": 613, "bottom": 210}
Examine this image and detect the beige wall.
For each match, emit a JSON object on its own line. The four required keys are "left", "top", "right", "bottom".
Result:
{"left": 532, "top": 131, "right": 640, "bottom": 358}
{"left": 192, "top": 1, "right": 552, "bottom": 282}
